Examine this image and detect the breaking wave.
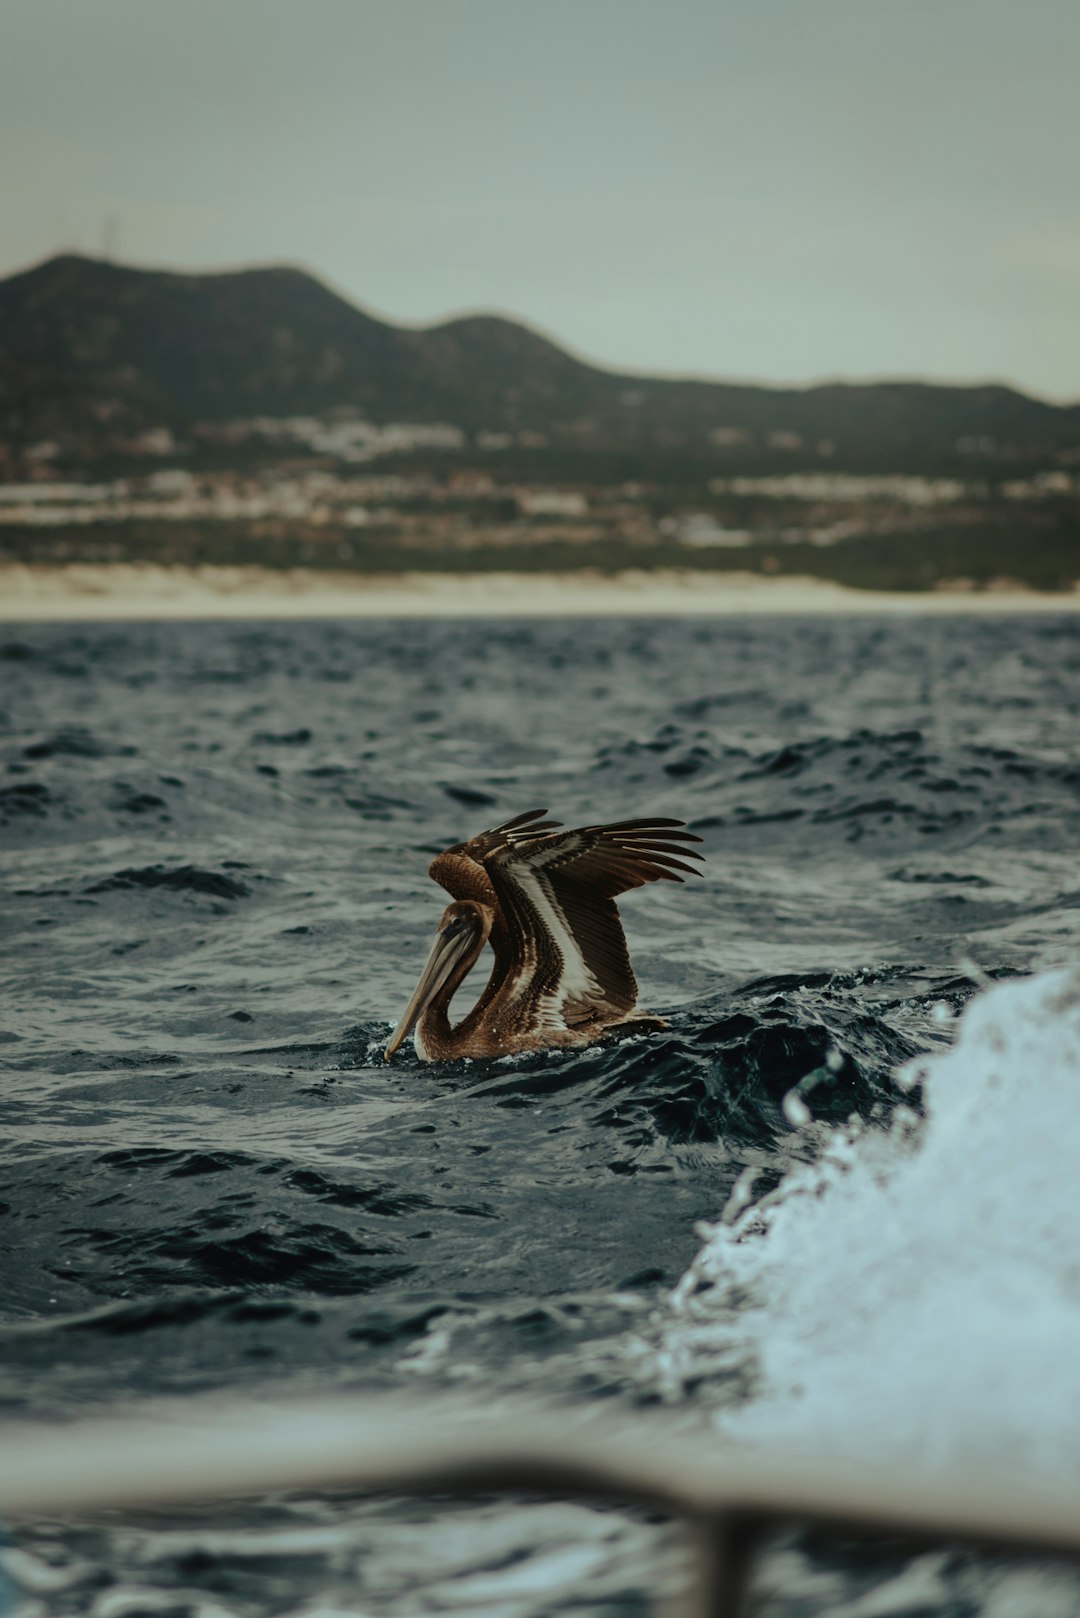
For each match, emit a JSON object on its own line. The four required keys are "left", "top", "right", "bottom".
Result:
{"left": 664, "top": 967, "right": 1080, "bottom": 1490}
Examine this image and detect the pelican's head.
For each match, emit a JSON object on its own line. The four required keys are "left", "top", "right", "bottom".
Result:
{"left": 384, "top": 900, "right": 491, "bottom": 1060}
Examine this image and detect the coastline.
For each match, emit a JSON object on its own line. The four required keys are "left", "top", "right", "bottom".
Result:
{"left": 2, "top": 562, "right": 1079, "bottom": 621}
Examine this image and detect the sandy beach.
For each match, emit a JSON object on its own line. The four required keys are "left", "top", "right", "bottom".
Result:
{"left": 1, "top": 562, "right": 1079, "bottom": 620}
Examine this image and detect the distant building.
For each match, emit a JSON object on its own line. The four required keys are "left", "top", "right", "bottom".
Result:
{"left": 1002, "top": 471, "right": 1074, "bottom": 500}
{"left": 659, "top": 513, "right": 751, "bottom": 547}
{"left": 516, "top": 490, "right": 588, "bottom": 518}
{"left": 709, "top": 473, "right": 969, "bottom": 506}
{"left": 129, "top": 427, "right": 177, "bottom": 456}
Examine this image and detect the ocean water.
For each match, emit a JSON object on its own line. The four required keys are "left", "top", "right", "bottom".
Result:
{"left": 2, "top": 614, "right": 1079, "bottom": 1616}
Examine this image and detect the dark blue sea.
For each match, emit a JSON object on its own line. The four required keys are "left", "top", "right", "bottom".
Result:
{"left": 3, "top": 613, "right": 1080, "bottom": 1616}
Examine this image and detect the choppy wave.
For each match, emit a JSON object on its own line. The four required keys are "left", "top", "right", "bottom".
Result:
{"left": 3, "top": 616, "right": 1080, "bottom": 1616}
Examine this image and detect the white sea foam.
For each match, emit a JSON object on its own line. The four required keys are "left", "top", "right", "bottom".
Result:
{"left": 667, "top": 967, "right": 1080, "bottom": 1485}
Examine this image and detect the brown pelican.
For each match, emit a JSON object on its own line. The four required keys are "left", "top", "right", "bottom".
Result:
{"left": 385, "top": 810, "right": 703, "bottom": 1062}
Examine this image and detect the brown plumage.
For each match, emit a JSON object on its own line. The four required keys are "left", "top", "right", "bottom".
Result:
{"left": 384, "top": 810, "right": 703, "bottom": 1062}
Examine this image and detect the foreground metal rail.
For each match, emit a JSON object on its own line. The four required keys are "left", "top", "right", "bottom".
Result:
{"left": 1, "top": 1397, "right": 1078, "bottom": 1616}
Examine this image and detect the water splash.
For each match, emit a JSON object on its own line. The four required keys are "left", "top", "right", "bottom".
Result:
{"left": 666, "top": 967, "right": 1080, "bottom": 1485}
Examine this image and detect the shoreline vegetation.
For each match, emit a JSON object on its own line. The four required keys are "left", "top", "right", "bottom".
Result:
{"left": 2, "top": 562, "right": 1078, "bottom": 621}
{"left": 2, "top": 516, "right": 1079, "bottom": 594}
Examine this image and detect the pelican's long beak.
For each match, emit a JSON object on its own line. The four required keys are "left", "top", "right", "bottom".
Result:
{"left": 384, "top": 926, "right": 475, "bottom": 1060}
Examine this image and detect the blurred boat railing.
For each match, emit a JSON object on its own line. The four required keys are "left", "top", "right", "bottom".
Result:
{"left": 2, "top": 1396, "right": 1079, "bottom": 1617}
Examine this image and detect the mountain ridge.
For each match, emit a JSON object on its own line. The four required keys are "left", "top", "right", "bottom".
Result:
{"left": 2, "top": 254, "right": 1078, "bottom": 464}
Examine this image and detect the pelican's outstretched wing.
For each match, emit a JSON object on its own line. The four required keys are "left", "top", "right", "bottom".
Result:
{"left": 483, "top": 818, "right": 703, "bottom": 1028}
{"left": 427, "top": 808, "right": 563, "bottom": 903}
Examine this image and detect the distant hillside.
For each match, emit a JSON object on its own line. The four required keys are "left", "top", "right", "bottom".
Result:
{"left": 1, "top": 254, "right": 1078, "bottom": 467}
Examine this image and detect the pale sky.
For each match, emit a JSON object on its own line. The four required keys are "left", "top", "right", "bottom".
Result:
{"left": 2, "top": 0, "right": 1078, "bottom": 400}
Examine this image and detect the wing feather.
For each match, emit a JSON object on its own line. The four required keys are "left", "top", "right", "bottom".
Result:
{"left": 484, "top": 818, "right": 703, "bottom": 1025}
